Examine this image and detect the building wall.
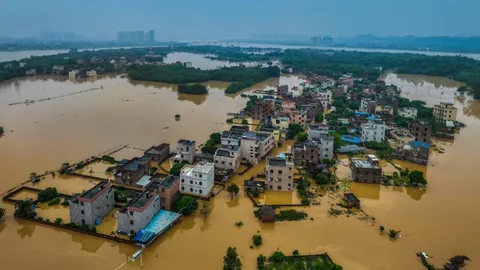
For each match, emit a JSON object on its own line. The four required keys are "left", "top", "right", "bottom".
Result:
{"left": 145, "top": 145, "right": 170, "bottom": 163}
{"left": 117, "top": 196, "right": 161, "bottom": 235}
{"left": 69, "top": 188, "right": 115, "bottom": 225}
{"left": 433, "top": 105, "right": 457, "bottom": 122}
{"left": 240, "top": 134, "right": 274, "bottom": 164}
{"left": 114, "top": 160, "right": 150, "bottom": 187}
{"left": 408, "top": 123, "right": 432, "bottom": 143}
{"left": 214, "top": 150, "right": 240, "bottom": 171}
{"left": 265, "top": 163, "right": 294, "bottom": 191}
{"left": 156, "top": 182, "right": 179, "bottom": 211}
{"left": 308, "top": 125, "right": 329, "bottom": 140}
{"left": 350, "top": 167, "right": 382, "bottom": 184}
{"left": 361, "top": 123, "right": 386, "bottom": 142}
{"left": 398, "top": 108, "right": 417, "bottom": 119}
{"left": 180, "top": 164, "right": 215, "bottom": 196}
{"left": 291, "top": 112, "right": 308, "bottom": 126}
{"left": 174, "top": 142, "right": 196, "bottom": 164}
{"left": 319, "top": 138, "right": 334, "bottom": 159}
{"left": 272, "top": 117, "right": 290, "bottom": 130}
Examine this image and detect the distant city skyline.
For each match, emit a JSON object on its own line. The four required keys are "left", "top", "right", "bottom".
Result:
{"left": 0, "top": 0, "right": 479, "bottom": 41}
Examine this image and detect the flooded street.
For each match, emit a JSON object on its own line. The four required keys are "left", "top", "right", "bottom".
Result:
{"left": 1, "top": 61, "right": 480, "bottom": 270}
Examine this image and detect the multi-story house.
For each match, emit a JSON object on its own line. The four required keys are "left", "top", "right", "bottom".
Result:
{"left": 271, "top": 116, "right": 290, "bottom": 130}
{"left": 117, "top": 187, "right": 161, "bottom": 235}
{"left": 398, "top": 107, "right": 418, "bottom": 119}
{"left": 86, "top": 69, "right": 97, "bottom": 77}
{"left": 408, "top": 121, "right": 432, "bottom": 143}
{"left": 144, "top": 143, "right": 170, "bottom": 163}
{"left": 314, "top": 90, "right": 332, "bottom": 112}
{"left": 282, "top": 99, "right": 296, "bottom": 114}
{"left": 68, "top": 70, "right": 79, "bottom": 79}
{"left": 240, "top": 131, "right": 275, "bottom": 164}
{"left": 308, "top": 124, "right": 329, "bottom": 139}
{"left": 433, "top": 102, "right": 458, "bottom": 123}
{"left": 350, "top": 155, "right": 382, "bottom": 184}
{"left": 69, "top": 181, "right": 115, "bottom": 225}
{"left": 402, "top": 141, "right": 430, "bottom": 165}
{"left": 180, "top": 162, "right": 215, "bottom": 197}
{"left": 114, "top": 156, "right": 152, "bottom": 186}
{"left": 172, "top": 140, "right": 196, "bottom": 164}
{"left": 291, "top": 110, "right": 308, "bottom": 126}
{"left": 265, "top": 156, "right": 294, "bottom": 191}
{"left": 214, "top": 148, "right": 240, "bottom": 171}
{"left": 277, "top": 85, "right": 289, "bottom": 95}
{"left": 147, "top": 174, "right": 179, "bottom": 211}
{"left": 252, "top": 100, "right": 274, "bottom": 121}
{"left": 361, "top": 119, "right": 386, "bottom": 142}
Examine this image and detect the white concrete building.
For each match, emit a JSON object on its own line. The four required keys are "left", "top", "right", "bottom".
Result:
{"left": 240, "top": 131, "right": 275, "bottom": 164}
{"left": 68, "top": 70, "right": 79, "bottom": 79}
{"left": 361, "top": 120, "right": 386, "bottom": 142}
{"left": 360, "top": 98, "right": 373, "bottom": 112}
{"left": 271, "top": 116, "right": 290, "bottom": 130}
{"left": 265, "top": 156, "right": 294, "bottom": 191}
{"left": 86, "top": 69, "right": 97, "bottom": 77}
{"left": 398, "top": 107, "right": 418, "bottom": 119}
{"left": 314, "top": 90, "right": 332, "bottom": 111}
{"left": 308, "top": 124, "right": 329, "bottom": 139}
{"left": 180, "top": 162, "right": 214, "bottom": 197}
{"left": 25, "top": 69, "right": 36, "bottom": 76}
{"left": 172, "top": 140, "right": 196, "bottom": 164}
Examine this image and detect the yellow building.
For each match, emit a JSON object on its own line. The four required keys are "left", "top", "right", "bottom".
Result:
{"left": 433, "top": 102, "right": 457, "bottom": 123}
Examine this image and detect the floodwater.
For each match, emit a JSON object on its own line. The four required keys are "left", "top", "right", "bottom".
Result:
{"left": 1, "top": 60, "right": 480, "bottom": 270}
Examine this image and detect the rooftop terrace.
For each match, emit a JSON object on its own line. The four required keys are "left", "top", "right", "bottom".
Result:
{"left": 178, "top": 139, "right": 195, "bottom": 146}
{"left": 144, "top": 143, "right": 169, "bottom": 155}
{"left": 72, "top": 181, "right": 110, "bottom": 203}
{"left": 267, "top": 157, "right": 288, "bottom": 167}
{"left": 351, "top": 158, "right": 380, "bottom": 169}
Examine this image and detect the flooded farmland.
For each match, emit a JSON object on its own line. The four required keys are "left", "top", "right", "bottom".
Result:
{"left": 1, "top": 58, "right": 480, "bottom": 270}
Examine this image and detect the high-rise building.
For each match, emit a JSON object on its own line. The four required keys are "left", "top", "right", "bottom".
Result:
{"left": 117, "top": 30, "right": 146, "bottom": 43}
{"left": 146, "top": 30, "right": 155, "bottom": 42}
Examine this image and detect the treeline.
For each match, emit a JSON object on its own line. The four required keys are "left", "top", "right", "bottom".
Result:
{"left": 177, "top": 83, "right": 208, "bottom": 94}
{"left": 129, "top": 63, "right": 280, "bottom": 93}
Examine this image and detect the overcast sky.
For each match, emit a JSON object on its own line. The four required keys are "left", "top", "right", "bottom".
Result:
{"left": 0, "top": 0, "right": 478, "bottom": 40}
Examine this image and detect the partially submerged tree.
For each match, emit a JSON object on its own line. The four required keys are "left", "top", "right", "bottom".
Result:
{"left": 339, "top": 178, "right": 351, "bottom": 192}
{"left": 14, "top": 199, "right": 36, "bottom": 218}
{"left": 223, "top": 246, "right": 242, "bottom": 270}
{"left": 227, "top": 183, "right": 240, "bottom": 198}
{"left": 0, "top": 207, "right": 6, "bottom": 221}
{"left": 173, "top": 195, "right": 198, "bottom": 215}
{"left": 199, "top": 201, "right": 211, "bottom": 218}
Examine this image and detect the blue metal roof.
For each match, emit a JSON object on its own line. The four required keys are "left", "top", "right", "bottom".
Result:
{"left": 341, "top": 135, "right": 362, "bottom": 144}
{"left": 134, "top": 210, "right": 182, "bottom": 245}
{"left": 355, "top": 111, "right": 370, "bottom": 116}
{"left": 410, "top": 141, "right": 430, "bottom": 149}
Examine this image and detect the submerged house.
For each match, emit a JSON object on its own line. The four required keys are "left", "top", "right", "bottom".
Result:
{"left": 350, "top": 154, "right": 382, "bottom": 184}
{"left": 144, "top": 143, "right": 170, "bottom": 163}
{"left": 69, "top": 181, "right": 115, "bottom": 226}
{"left": 114, "top": 156, "right": 152, "bottom": 187}
{"left": 117, "top": 187, "right": 161, "bottom": 235}
{"left": 258, "top": 206, "right": 275, "bottom": 223}
{"left": 344, "top": 193, "right": 361, "bottom": 208}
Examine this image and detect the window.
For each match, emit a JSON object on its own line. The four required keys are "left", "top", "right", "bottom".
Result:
{"left": 81, "top": 219, "right": 85, "bottom": 224}
{"left": 80, "top": 201, "right": 84, "bottom": 206}
{"left": 199, "top": 174, "right": 202, "bottom": 178}
{"left": 199, "top": 182, "right": 202, "bottom": 186}
{"left": 222, "top": 161, "right": 225, "bottom": 165}
{"left": 129, "top": 211, "right": 133, "bottom": 216}
{"left": 181, "top": 179, "right": 184, "bottom": 183}
{"left": 81, "top": 210, "right": 85, "bottom": 215}
{"left": 130, "top": 230, "right": 134, "bottom": 235}
{"left": 107, "top": 204, "right": 109, "bottom": 207}
{"left": 277, "top": 186, "right": 282, "bottom": 190}
{"left": 190, "top": 188, "right": 193, "bottom": 192}
{"left": 278, "top": 170, "right": 282, "bottom": 174}
{"left": 181, "top": 186, "right": 184, "bottom": 191}
{"left": 162, "top": 188, "right": 165, "bottom": 192}
{"left": 190, "top": 180, "right": 193, "bottom": 184}
{"left": 199, "top": 190, "right": 202, "bottom": 194}
{"left": 288, "top": 176, "right": 292, "bottom": 179}
{"left": 130, "top": 220, "right": 134, "bottom": 225}
{"left": 97, "top": 206, "right": 100, "bottom": 210}
{"left": 288, "top": 183, "right": 291, "bottom": 186}
{"left": 270, "top": 169, "right": 273, "bottom": 174}
{"left": 229, "top": 162, "right": 232, "bottom": 166}
{"left": 215, "top": 160, "right": 218, "bottom": 163}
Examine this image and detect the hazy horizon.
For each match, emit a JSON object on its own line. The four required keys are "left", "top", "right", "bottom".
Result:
{"left": 0, "top": 0, "right": 478, "bottom": 41}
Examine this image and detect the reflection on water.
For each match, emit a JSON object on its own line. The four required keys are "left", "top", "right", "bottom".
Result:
{"left": 382, "top": 72, "right": 462, "bottom": 107}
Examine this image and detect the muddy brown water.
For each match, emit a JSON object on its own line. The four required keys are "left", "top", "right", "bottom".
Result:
{"left": 1, "top": 68, "right": 480, "bottom": 269}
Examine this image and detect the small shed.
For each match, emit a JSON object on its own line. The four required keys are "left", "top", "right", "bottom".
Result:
{"left": 258, "top": 206, "right": 275, "bottom": 223}
{"left": 244, "top": 180, "right": 266, "bottom": 192}
{"left": 344, "top": 193, "right": 361, "bottom": 208}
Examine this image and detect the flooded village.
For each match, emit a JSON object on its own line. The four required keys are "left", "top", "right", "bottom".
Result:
{"left": 0, "top": 47, "right": 479, "bottom": 270}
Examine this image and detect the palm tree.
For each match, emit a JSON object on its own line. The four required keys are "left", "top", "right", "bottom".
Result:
{"left": 339, "top": 177, "right": 351, "bottom": 192}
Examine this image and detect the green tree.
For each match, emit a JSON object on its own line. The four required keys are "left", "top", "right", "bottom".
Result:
{"left": 292, "top": 250, "right": 300, "bottom": 256}
{"left": 339, "top": 178, "right": 351, "bottom": 192}
{"left": 315, "top": 112, "right": 324, "bottom": 123}
{"left": 241, "top": 119, "right": 249, "bottom": 125}
{"left": 199, "top": 201, "right": 211, "bottom": 218}
{"left": 0, "top": 126, "right": 4, "bottom": 135}
{"left": 14, "top": 199, "right": 36, "bottom": 218}
{"left": 380, "top": 225, "right": 385, "bottom": 232}
{"left": 296, "top": 132, "right": 308, "bottom": 142}
{"left": 347, "top": 101, "right": 360, "bottom": 110}
{"left": 223, "top": 246, "right": 242, "bottom": 270}
{"left": 252, "top": 234, "right": 263, "bottom": 246}
{"left": 388, "top": 229, "right": 401, "bottom": 238}
{"left": 37, "top": 187, "right": 59, "bottom": 202}
{"left": 173, "top": 195, "right": 199, "bottom": 215}
{"left": 408, "top": 170, "right": 427, "bottom": 186}
{"left": 30, "top": 172, "right": 39, "bottom": 182}
{"left": 169, "top": 161, "right": 189, "bottom": 176}
{"left": 257, "top": 255, "right": 266, "bottom": 270}
{"left": 227, "top": 183, "right": 240, "bottom": 198}
{"left": 315, "top": 174, "right": 330, "bottom": 185}
{"left": 269, "top": 251, "right": 286, "bottom": 263}
{"left": 337, "top": 126, "right": 348, "bottom": 135}
{"left": 0, "top": 207, "right": 5, "bottom": 221}
{"left": 54, "top": 218, "right": 63, "bottom": 225}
